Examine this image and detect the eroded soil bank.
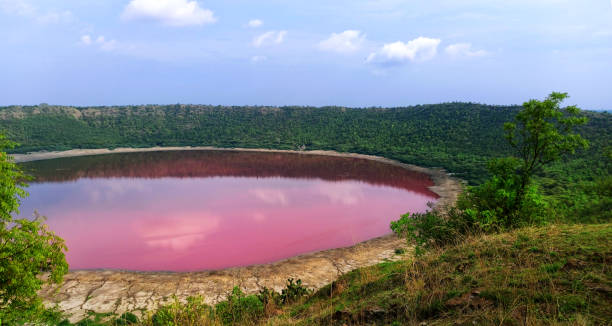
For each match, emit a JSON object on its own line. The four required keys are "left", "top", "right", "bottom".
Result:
{"left": 15, "top": 147, "right": 463, "bottom": 321}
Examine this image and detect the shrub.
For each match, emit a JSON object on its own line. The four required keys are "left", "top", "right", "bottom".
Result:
{"left": 145, "top": 278, "right": 309, "bottom": 325}
{"left": 279, "top": 278, "right": 310, "bottom": 304}
{"left": 459, "top": 158, "right": 549, "bottom": 231}
{"left": 0, "top": 134, "right": 69, "bottom": 324}
{"left": 390, "top": 205, "right": 479, "bottom": 255}
{"left": 150, "top": 296, "right": 212, "bottom": 326}
{"left": 391, "top": 211, "right": 455, "bottom": 255}
{"left": 215, "top": 287, "right": 264, "bottom": 325}
{"left": 115, "top": 312, "right": 139, "bottom": 325}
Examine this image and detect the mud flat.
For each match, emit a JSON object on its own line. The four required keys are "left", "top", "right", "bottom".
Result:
{"left": 17, "top": 147, "right": 463, "bottom": 321}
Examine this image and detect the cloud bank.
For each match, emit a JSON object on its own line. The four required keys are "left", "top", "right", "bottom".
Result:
{"left": 318, "top": 30, "right": 365, "bottom": 53}
{"left": 122, "top": 0, "right": 216, "bottom": 27}
{"left": 253, "top": 30, "right": 287, "bottom": 47}
{"left": 445, "top": 43, "right": 488, "bottom": 57}
{"left": 0, "top": 0, "right": 72, "bottom": 24}
{"left": 247, "top": 19, "right": 263, "bottom": 28}
{"left": 81, "top": 34, "right": 117, "bottom": 52}
{"left": 367, "top": 37, "right": 441, "bottom": 65}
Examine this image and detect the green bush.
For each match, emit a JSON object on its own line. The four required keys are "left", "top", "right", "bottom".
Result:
{"left": 115, "top": 312, "right": 139, "bottom": 325}
{"left": 279, "top": 278, "right": 310, "bottom": 304}
{"left": 143, "top": 278, "right": 309, "bottom": 325}
{"left": 215, "top": 287, "right": 264, "bottom": 325}
{"left": 150, "top": 296, "right": 211, "bottom": 326}
{"left": 459, "top": 158, "right": 549, "bottom": 231}
{"left": 391, "top": 211, "right": 456, "bottom": 255}
{"left": 390, "top": 202, "right": 482, "bottom": 255}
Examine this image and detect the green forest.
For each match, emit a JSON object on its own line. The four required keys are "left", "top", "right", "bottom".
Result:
{"left": 1, "top": 103, "right": 610, "bottom": 222}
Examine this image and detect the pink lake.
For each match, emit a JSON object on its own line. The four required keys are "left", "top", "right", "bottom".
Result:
{"left": 19, "top": 150, "right": 438, "bottom": 272}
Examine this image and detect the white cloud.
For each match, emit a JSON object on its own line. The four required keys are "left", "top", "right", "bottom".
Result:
{"left": 250, "top": 188, "right": 289, "bottom": 206}
{"left": 247, "top": 19, "right": 263, "bottom": 28}
{"left": 445, "top": 43, "right": 488, "bottom": 57}
{"left": 36, "top": 10, "right": 72, "bottom": 24}
{"left": 137, "top": 213, "right": 220, "bottom": 250}
{"left": 80, "top": 34, "right": 92, "bottom": 45}
{"left": 122, "top": 0, "right": 216, "bottom": 27}
{"left": 81, "top": 35, "right": 117, "bottom": 52}
{"left": 367, "top": 37, "right": 441, "bottom": 65}
{"left": 251, "top": 55, "right": 267, "bottom": 62}
{"left": 318, "top": 30, "right": 365, "bottom": 54}
{"left": 0, "top": 0, "right": 35, "bottom": 16}
{"left": 96, "top": 36, "right": 117, "bottom": 51}
{"left": 315, "top": 183, "right": 363, "bottom": 206}
{"left": 253, "top": 30, "right": 287, "bottom": 47}
{"left": 0, "top": 0, "right": 72, "bottom": 24}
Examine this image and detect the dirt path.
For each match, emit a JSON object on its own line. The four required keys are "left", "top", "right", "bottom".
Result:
{"left": 17, "top": 147, "right": 463, "bottom": 321}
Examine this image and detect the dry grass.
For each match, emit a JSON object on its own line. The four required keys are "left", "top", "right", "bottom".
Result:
{"left": 268, "top": 223, "right": 612, "bottom": 325}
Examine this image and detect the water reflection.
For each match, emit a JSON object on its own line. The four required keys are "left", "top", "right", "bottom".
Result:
{"left": 18, "top": 151, "right": 438, "bottom": 271}
{"left": 21, "top": 150, "right": 438, "bottom": 197}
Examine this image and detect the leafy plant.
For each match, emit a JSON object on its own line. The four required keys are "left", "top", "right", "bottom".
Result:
{"left": 115, "top": 312, "right": 139, "bottom": 325}
{"left": 151, "top": 296, "right": 212, "bottom": 326}
{"left": 215, "top": 287, "right": 264, "bottom": 325}
{"left": 279, "top": 278, "right": 310, "bottom": 304}
{"left": 502, "top": 92, "right": 588, "bottom": 219}
{"left": 0, "top": 134, "right": 69, "bottom": 324}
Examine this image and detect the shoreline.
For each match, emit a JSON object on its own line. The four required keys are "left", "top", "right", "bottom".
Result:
{"left": 24, "top": 146, "right": 463, "bottom": 321}
{"left": 13, "top": 146, "right": 462, "bottom": 211}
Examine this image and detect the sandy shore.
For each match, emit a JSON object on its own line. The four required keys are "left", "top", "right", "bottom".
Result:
{"left": 18, "top": 147, "right": 463, "bottom": 321}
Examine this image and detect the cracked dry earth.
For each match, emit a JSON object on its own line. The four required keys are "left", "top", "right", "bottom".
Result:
{"left": 40, "top": 235, "right": 408, "bottom": 322}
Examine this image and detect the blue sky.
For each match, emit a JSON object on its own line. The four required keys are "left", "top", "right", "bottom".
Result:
{"left": 1, "top": 0, "right": 611, "bottom": 109}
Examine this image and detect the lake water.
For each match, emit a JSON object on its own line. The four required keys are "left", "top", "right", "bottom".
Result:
{"left": 18, "top": 151, "right": 438, "bottom": 271}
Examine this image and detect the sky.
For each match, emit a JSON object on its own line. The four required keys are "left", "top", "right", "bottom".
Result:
{"left": 0, "top": 0, "right": 611, "bottom": 109}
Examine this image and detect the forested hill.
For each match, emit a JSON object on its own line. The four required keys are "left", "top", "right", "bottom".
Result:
{"left": 0, "top": 103, "right": 609, "bottom": 185}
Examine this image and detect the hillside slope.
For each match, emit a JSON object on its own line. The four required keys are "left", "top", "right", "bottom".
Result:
{"left": 272, "top": 223, "right": 612, "bottom": 325}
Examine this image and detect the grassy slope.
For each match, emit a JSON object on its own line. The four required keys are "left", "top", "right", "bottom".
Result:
{"left": 271, "top": 223, "right": 611, "bottom": 325}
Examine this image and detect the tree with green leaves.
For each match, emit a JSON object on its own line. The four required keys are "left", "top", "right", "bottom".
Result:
{"left": 392, "top": 92, "right": 591, "bottom": 253}
{"left": 463, "top": 92, "right": 589, "bottom": 229}
{"left": 0, "top": 134, "right": 68, "bottom": 324}
{"left": 504, "top": 92, "right": 588, "bottom": 209}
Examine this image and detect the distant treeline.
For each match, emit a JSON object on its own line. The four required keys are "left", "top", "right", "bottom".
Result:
{"left": 1, "top": 103, "right": 610, "bottom": 220}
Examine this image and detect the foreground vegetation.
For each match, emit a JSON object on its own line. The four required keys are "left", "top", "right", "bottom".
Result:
{"left": 276, "top": 223, "right": 612, "bottom": 325}
{"left": 0, "top": 135, "right": 68, "bottom": 325}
